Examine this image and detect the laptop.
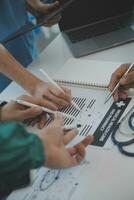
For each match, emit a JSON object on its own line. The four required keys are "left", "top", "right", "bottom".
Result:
{"left": 59, "top": 0, "right": 134, "bottom": 57}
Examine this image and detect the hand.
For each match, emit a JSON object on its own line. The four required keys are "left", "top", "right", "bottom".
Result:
{"left": 33, "top": 80, "right": 72, "bottom": 110}
{"left": 0, "top": 43, "right": 72, "bottom": 111}
{"left": 109, "top": 63, "right": 134, "bottom": 101}
{"left": 0, "top": 95, "right": 44, "bottom": 122}
{"left": 38, "top": 114, "right": 94, "bottom": 169}
{"left": 26, "top": 0, "right": 61, "bottom": 27}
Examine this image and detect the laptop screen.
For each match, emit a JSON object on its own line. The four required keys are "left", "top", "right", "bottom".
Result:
{"left": 59, "top": 0, "right": 134, "bottom": 31}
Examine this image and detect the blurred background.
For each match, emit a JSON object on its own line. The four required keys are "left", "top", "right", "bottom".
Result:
{"left": 35, "top": 24, "right": 60, "bottom": 53}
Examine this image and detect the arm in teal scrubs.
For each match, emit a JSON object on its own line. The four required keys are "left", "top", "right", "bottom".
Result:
{"left": 0, "top": 122, "right": 45, "bottom": 196}
{"left": 0, "top": 0, "right": 38, "bottom": 92}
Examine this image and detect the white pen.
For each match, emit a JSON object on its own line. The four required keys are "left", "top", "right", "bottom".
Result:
{"left": 104, "top": 63, "right": 134, "bottom": 104}
{"left": 13, "top": 99, "right": 75, "bottom": 119}
{"left": 39, "top": 68, "right": 81, "bottom": 111}
{"left": 63, "top": 124, "right": 82, "bottom": 130}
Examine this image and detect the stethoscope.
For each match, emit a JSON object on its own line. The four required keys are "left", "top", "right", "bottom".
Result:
{"left": 111, "top": 106, "right": 134, "bottom": 157}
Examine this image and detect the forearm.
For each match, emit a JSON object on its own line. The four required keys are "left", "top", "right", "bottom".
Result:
{"left": 0, "top": 122, "right": 45, "bottom": 194}
{"left": 0, "top": 44, "right": 42, "bottom": 95}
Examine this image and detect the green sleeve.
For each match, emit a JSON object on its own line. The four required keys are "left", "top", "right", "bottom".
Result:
{"left": 0, "top": 121, "right": 45, "bottom": 195}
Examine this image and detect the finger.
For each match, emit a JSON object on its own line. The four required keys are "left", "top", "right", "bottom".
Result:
{"left": 20, "top": 107, "right": 42, "bottom": 120}
{"left": 49, "top": 84, "right": 72, "bottom": 103}
{"left": 18, "top": 95, "right": 36, "bottom": 102}
{"left": 49, "top": 84, "right": 68, "bottom": 98}
{"left": 46, "top": 1, "right": 59, "bottom": 12}
{"left": 19, "top": 94, "right": 58, "bottom": 110}
{"left": 44, "top": 91, "right": 71, "bottom": 107}
{"left": 108, "top": 64, "right": 130, "bottom": 101}
{"left": 60, "top": 85, "right": 72, "bottom": 100}
{"left": 29, "top": 117, "right": 40, "bottom": 127}
{"left": 42, "top": 97, "right": 58, "bottom": 110}
{"left": 38, "top": 1, "right": 59, "bottom": 14}
{"left": 120, "top": 83, "right": 134, "bottom": 90}
{"left": 112, "top": 70, "right": 134, "bottom": 101}
{"left": 63, "top": 128, "right": 78, "bottom": 145}
{"left": 75, "top": 154, "right": 85, "bottom": 164}
{"left": 68, "top": 135, "right": 94, "bottom": 156}
{"left": 60, "top": 85, "right": 72, "bottom": 95}
{"left": 67, "top": 146, "right": 77, "bottom": 156}
{"left": 108, "top": 64, "right": 129, "bottom": 92}
{"left": 120, "top": 71, "right": 134, "bottom": 87}
{"left": 47, "top": 87, "right": 72, "bottom": 107}
{"left": 10, "top": 100, "right": 25, "bottom": 110}
{"left": 23, "top": 118, "right": 33, "bottom": 126}
{"left": 24, "top": 118, "right": 35, "bottom": 126}
{"left": 118, "top": 90, "right": 128, "bottom": 100}
{"left": 70, "top": 144, "right": 86, "bottom": 166}
{"left": 52, "top": 112, "right": 64, "bottom": 126}
{"left": 38, "top": 113, "right": 48, "bottom": 129}
{"left": 42, "top": 86, "right": 71, "bottom": 106}
{"left": 75, "top": 143, "right": 85, "bottom": 157}
{"left": 79, "top": 135, "right": 94, "bottom": 147}
{"left": 112, "top": 90, "right": 119, "bottom": 102}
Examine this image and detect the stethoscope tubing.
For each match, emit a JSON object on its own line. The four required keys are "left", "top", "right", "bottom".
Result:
{"left": 111, "top": 122, "right": 134, "bottom": 157}
{"left": 128, "top": 113, "right": 134, "bottom": 131}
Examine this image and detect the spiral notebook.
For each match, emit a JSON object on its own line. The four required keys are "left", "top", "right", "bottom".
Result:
{"left": 53, "top": 58, "right": 121, "bottom": 88}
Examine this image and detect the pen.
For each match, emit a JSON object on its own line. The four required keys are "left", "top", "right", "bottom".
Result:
{"left": 104, "top": 62, "right": 134, "bottom": 104}
{"left": 39, "top": 68, "right": 81, "bottom": 111}
{"left": 63, "top": 124, "right": 82, "bottom": 130}
{"left": 13, "top": 99, "right": 75, "bottom": 119}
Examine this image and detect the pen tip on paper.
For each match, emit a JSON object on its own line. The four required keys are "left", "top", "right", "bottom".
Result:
{"left": 104, "top": 95, "right": 111, "bottom": 104}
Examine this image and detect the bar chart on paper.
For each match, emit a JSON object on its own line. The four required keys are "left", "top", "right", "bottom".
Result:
{"left": 29, "top": 85, "right": 132, "bottom": 149}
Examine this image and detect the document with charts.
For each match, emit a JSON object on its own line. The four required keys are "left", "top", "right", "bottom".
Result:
{"left": 6, "top": 58, "right": 134, "bottom": 200}
{"left": 27, "top": 85, "right": 132, "bottom": 149}
{"left": 7, "top": 86, "right": 133, "bottom": 200}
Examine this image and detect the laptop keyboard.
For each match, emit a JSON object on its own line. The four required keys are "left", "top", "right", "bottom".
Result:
{"left": 66, "top": 15, "right": 134, "bottom": 43}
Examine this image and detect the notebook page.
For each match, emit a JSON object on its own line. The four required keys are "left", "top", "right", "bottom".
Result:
{"left": 53, "top": 58, "right": 121, "bottom": 88}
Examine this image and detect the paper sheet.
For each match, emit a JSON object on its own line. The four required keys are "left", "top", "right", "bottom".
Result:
{"left": 7, "top": 85, "right": 133, "bottom": 200}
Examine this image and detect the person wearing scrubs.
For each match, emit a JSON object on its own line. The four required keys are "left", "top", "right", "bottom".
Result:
{"left": 0, "top": 0, "right": 72, "bottom": 117}
{"left": 0, "top": 0, "right": 61, "bottom": 91}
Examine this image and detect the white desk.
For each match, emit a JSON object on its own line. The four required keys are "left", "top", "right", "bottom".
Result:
{"left": 2, "top": 34, "right": 134, "bottom": 200}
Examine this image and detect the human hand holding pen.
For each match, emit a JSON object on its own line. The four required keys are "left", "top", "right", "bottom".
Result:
{"left": 14, "top": 98, "right": 75, "bottom": 119}
{"left": 39, "top": 68, "right": 80, "bottom": 111}
{"left": 34, "top": 80, "right": 73, "bottom": 110}
{"left": 108, "top": 63, "right": 134, "bottom": 101}
{"left": 0, "top": 95, "right": 75, "bottom": 129}
{"left": 0, "top": 95, "right": 43, "bottom": 122}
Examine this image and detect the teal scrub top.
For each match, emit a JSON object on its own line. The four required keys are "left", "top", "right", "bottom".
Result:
{"left": 0, "top": 0, "right": 38, "bottom": 91}
{"left": 0, "top": 121, "right": 45, "bottom": 196}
